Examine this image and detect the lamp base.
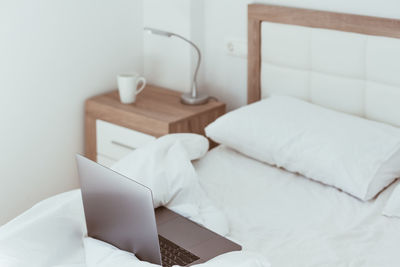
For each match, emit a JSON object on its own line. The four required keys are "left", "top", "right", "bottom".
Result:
{"left": 180, "top": 92, "right": 210, "bottom": 105}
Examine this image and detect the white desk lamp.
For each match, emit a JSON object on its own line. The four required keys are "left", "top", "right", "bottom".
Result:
{"left": 144, "top": 27, "right": 210, "bottom": 105}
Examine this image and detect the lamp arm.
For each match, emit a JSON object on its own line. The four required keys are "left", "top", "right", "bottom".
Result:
{"left": 171, "top": 33, "right": 201, "bottom": 98}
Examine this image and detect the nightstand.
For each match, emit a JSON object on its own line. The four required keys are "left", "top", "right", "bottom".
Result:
{"left": 85, "top": 85, "right": 226, "bottom": 167}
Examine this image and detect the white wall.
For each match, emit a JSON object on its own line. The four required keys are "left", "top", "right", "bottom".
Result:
{"left": 143, "top": 0, "right": 207, "bottom": 94}
{"left": 0, "top": 0, "right": 143, "bottom": 225}
{"left": 143, "top": 0, "right": 192, "bottom": 92}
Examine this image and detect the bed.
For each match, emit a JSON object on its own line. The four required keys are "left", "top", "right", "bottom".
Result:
{"left": 2, "top": 4, "right": 400, "bottom": 267}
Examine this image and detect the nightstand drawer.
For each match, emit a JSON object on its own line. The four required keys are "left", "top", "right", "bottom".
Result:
{"left": 96, "top": 120, "right": 156, "bottom": 162}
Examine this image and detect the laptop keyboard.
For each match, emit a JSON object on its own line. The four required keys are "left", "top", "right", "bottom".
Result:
{"left": 158, "top": 235, "right": 200, "bottom": 267}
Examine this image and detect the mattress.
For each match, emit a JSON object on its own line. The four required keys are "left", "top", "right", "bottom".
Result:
{"left": 194, "top": 145, "right": 400, "bottom": 267}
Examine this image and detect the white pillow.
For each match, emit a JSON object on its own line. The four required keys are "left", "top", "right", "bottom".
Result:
{"left": 205, "top": 96, "right": 400, "bottom": 201}
{"left": 383, "top": 180, "right": 400, "bottom": 218}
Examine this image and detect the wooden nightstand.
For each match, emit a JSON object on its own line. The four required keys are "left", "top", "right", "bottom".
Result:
{"left": 85, "top": 85, "right": 225, "bottom": 167}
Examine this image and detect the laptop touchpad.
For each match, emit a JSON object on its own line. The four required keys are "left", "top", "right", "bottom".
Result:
{"left": 157, "top": 217, "right": 215, "bottom": 248}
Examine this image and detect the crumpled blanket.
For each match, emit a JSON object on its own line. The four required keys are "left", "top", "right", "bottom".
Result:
{"left": 84, "top": 237, "right": 270, "bottom": 267}
{"left": 0, "top": 134, "right": 270, "bottom": 267}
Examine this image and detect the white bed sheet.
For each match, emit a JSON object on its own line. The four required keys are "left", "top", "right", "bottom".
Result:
{"left": 195, "top": 145, "right": 400, "bottom": 267}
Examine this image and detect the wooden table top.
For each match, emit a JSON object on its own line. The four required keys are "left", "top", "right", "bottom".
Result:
{"left": 87, "top": 85, "right": 225, "bottom": 123}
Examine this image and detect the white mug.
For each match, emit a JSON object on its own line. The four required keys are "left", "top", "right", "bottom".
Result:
{"left": 117, "top": 73, "right": 146, "bottom": 104}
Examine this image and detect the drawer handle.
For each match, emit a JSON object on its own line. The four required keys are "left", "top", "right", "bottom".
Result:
{"left": 111, "top": 141, "right": 135, "bottom": 151}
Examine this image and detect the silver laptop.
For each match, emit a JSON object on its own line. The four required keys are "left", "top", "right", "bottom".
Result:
{"left": 76, "top": 155, "right": 241, "bottom": 267}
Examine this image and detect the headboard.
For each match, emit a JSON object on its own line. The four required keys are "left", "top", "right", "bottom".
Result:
{"left": 248, "top": 4, "right": 400, "bottom": 126}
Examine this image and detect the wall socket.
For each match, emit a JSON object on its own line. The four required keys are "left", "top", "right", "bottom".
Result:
{"left": 226, "top": 39, "right": 248, "bottom": 58}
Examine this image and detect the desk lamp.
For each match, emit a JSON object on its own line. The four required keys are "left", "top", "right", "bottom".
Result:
{"left": 144, "top": 27, "right": 210, "bottom": 105}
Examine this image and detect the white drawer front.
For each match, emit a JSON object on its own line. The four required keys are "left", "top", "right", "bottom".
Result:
{"left": 96, "top": 120, "right": 156, "bottom": 162}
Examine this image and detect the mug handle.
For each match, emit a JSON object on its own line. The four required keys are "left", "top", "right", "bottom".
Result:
{"left": 135, "top": 77, "right": 146, "bottom": 95}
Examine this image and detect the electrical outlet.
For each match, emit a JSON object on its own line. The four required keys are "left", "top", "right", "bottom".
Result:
{"left": 226, "top": 39, "right": 248, "bottom": 58}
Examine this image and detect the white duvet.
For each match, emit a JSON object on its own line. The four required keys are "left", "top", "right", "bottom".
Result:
{"left": 196, "top": 146, "right": 400, "bottom": 267}
{"left": 0, "top": 134, "right": 270, "bottom": 267}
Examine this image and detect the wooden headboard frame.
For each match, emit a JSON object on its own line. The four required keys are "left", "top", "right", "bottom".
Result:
{"left": 247, "top": 4, "right": 400, "bottom": 104}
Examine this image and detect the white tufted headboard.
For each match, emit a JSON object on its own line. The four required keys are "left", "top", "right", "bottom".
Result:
{"left": 248, "top": 4, "right": 400, "bottom": 127}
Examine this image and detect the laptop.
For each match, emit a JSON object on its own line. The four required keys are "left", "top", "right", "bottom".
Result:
{"left": 76, "top": 155, "right": 241, "bottom": 267}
